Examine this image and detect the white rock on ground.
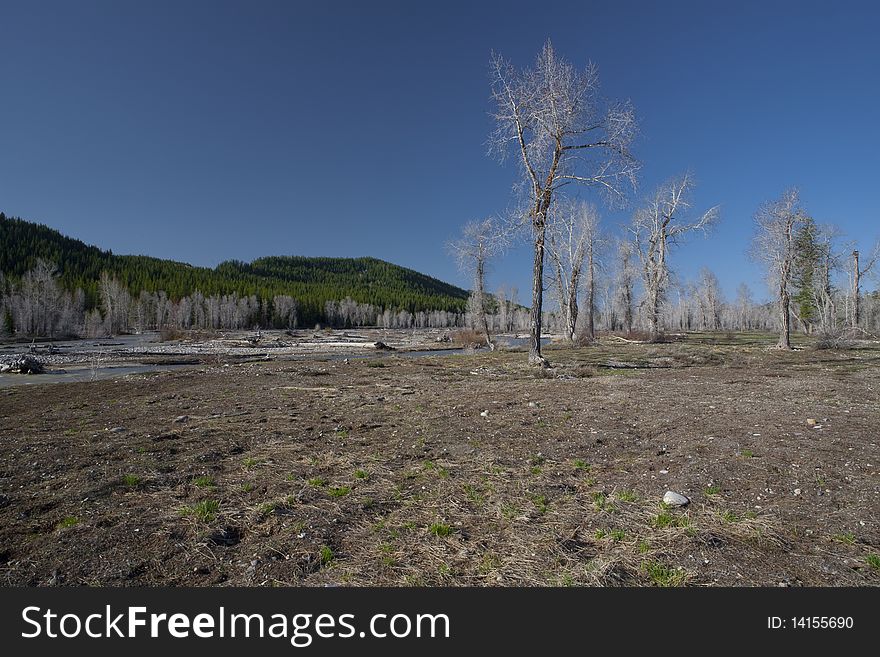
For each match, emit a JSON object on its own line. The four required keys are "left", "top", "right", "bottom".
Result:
{"left": 663, "top": 491, "right": 690, "bottom": 507}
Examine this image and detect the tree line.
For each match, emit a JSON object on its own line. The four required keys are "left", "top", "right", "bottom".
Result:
{"left": 0, "top": 212, "right": 476, "bottom": 337}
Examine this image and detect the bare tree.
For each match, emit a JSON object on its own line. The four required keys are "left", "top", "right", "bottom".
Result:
{"left": 547, "top": 200, "right": 603, "bottom": 342}
{"left": 751, "top": 189, "right": 804, "bottom": 349}
{"left": 629, "top": 174, "right": 719, "bottom": 341}
{"left": 847, "top": 241, "right": 879, "bottom": 330}
{"left": 614, "top": 240, "right": 637, "bottom": 334}
{"left": 448, "top": 218, "right": 508, "bottom": 350}
{"left": 489, "top": 40, "right": 638, "bottom": 365}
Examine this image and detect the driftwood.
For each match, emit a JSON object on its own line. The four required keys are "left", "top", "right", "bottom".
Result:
{"left": 0, "top": 355, "right": 45, "bottom": 374}
{"left": 609, "top": 335, "right": 644, "bottom": 344}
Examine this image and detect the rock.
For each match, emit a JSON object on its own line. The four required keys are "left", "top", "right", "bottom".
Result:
{"left": 109, "top": 427, "right": 126, "bottom": 433}
{"left": 806, "top": 418, "right": 817, "bottom": 426}
{"left": 374, "top": 341, "right": 395, "bottom": 351}
{"left": 172, "top": 415, "right": 190, "bottom": 424}
{"left": 659, "top": 469, "right": 669, "bottom": 475}
{"left": 662, "top": 491, "right": 690, "bottom": 507}
{"left": 528, "top": 401, "right": 538, "bottom": 408}
{"left": 480, "top": 410, "right": 489, "bottom": 417}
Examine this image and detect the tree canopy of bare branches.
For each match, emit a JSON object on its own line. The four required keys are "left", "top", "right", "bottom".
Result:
{"left": 489, "top": 40, "right": 638, "bottom": 364}
{"left": 629, "top": 173, "right": 719, "bottom": 341}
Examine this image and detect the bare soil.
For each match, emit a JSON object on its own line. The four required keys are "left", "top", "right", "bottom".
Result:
{"left": 1, "top": 333, "right": 878, "bottom": 586}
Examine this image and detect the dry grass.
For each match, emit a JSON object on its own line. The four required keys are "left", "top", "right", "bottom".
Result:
{"left": 147, "top": 431, "right": 789, "bottom": 587}
{"left": 450, "top": 329, "right": 485, "bottom": 347}
{"left": 2, "top": 333, "right": 879, "bottom": 587}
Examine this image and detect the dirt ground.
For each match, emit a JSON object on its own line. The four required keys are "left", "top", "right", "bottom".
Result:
{"left": 1, "top": 333, "right": 878, "bottom": 587}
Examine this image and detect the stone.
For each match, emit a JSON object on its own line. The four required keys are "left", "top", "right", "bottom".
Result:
{"left": 172, "top": 415, "right": 189, "bottom": 424}
{"left": 662, "top": 491, "right": 690, "bottom": 507}
{"left": 806, "top": 418, "right": 817, "bottom": 426}
{"left": 480, "top": 410, "right": 489, "bottom": 417}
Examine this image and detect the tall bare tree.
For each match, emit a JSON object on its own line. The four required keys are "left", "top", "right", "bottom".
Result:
{"left": 847, "top": 241, "right": 879, "bottom": 330}
{"left": 629, "top": 174, "right": 719, "bottom": 341}
{"left": 547, "top": 200, "right": 602, "bottom": 342}
{"left": 489, "top": 40, "right": 638, "bottom": 365}
{"left": 448, "top": 218, "right": 508, "bottom": 350}
{"left": 751, "top": 189, "right": 804, "bottom": 349}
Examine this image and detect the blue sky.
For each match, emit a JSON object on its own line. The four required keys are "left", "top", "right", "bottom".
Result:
{"left": 2, "top": 0, "right": 879, "bottom": 303}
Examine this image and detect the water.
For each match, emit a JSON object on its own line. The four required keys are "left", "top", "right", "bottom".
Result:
{"left": 0, "top": 363, "right": 191, "bottom": 388}
{"left": 0, "top": 334, "right": 553, "bottom": 388}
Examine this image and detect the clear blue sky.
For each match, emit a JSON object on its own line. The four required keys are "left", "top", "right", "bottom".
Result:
{"left": 2, "top": 0, "right": 879, "bottom": 303}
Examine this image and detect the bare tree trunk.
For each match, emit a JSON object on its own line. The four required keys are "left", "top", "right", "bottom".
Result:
{"left": 649, "top": 291, "right": 661, "bottom": 341}
{"left": 565, "top": 287, "right": 578, "bottom": 343}
{"left": 529, "top": 223, "right": 548, "bottom": 366}
{"left": 779, "top": 284, "right": 792, "bottom": 349}
{"left": 475, "top": 259, "right": 495, "bottom": 351}
{"left": 586, "top": 242, "right": 595, "bottom": 341}
{"left": 852, "top": 250, "right": 861, "bottom": 329}
{"left": 551, "top": 256, "right": 573, "bottom": 343}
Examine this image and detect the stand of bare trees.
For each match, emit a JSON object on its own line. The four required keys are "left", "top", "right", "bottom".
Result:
{"left": 611, "top": 240, "right": 637, "bottom": 334}
{"left": 547, "top": 201, "right": 602, "bottom": 343}
{"left": 6, "top": 253, "right": 878, "bottom": 343}
{"left": 629, "top": 174, "right": 719, "bottom": 341}
{"left": 1, "top": 260, "right": 83, "bottom": 337}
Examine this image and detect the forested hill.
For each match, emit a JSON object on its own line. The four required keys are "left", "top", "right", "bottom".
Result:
{"left": 0, "top": 212, "right": 469, "bottom": 325}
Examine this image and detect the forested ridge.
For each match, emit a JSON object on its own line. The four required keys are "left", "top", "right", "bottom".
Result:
{"left": 0, "top": 212, "right": 469, "bottom": 329}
